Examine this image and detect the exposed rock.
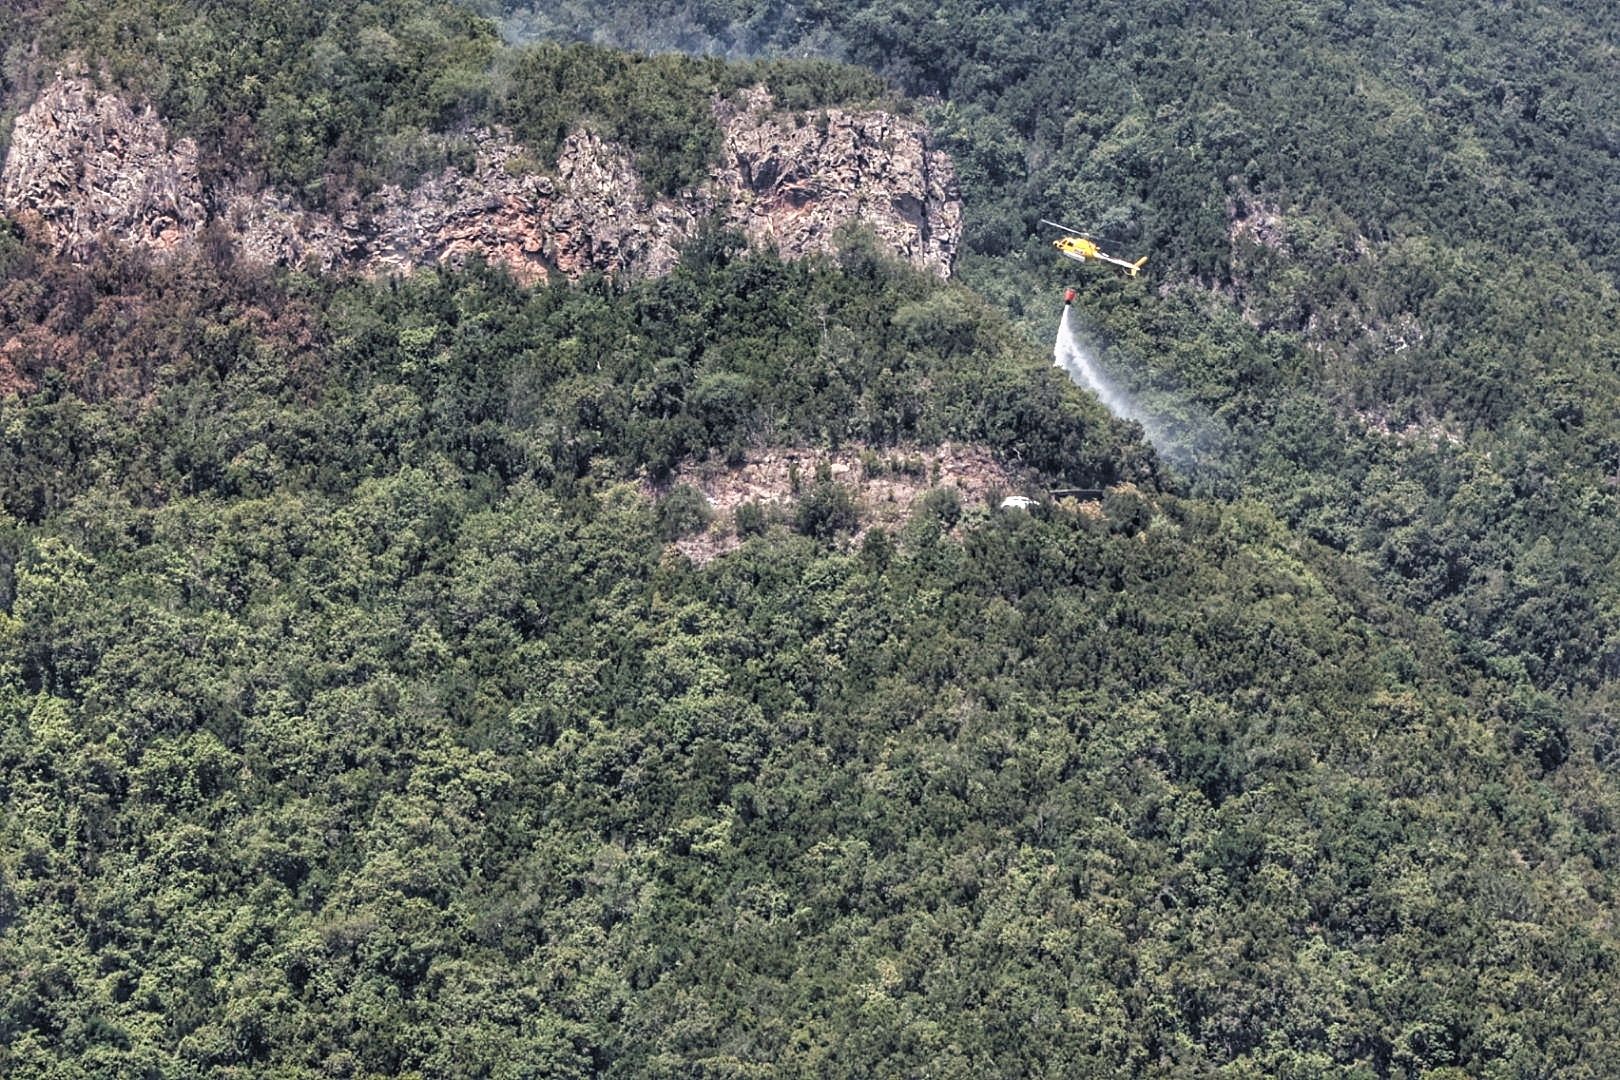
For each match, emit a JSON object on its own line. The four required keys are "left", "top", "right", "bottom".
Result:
{"left": 224, "top": 127, "right": 694, "bottom": 285}
{"left": 1354, "top": 407, "right": 1462, "bottom": 447}
{"left": 1, "top": 76, "right": 206, "bottom": 257}
{"left": 712, "top": 86, "right": 960, "bottom": 276}
{"left": 1217, "top": 191, "right": 1292, "bottom": 329}
{"left": 538, "top": 128, "right": 697, "bottom": 281}
{"left": 648, "top": 442, "right": 1022, "bottom": 564}
{"left": 226, "top": 188, "right": 352, "bottom": 274}
{"left": 2, "top": 77, "right": 960, "bottom": 283}
{"left": 1226, "top": 191, "right": 1288, "bottom": 255}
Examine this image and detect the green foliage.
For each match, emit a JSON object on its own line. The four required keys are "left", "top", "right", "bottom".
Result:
{"left": 3, "top": 307, "right": 1617, "bottom": 1072}
{"left": 732, "top": 499, "right": 766, "bottom": 536}
{"left": 486, "top": 0, "right": 1620, "bottom": 696}
{"left": 41, "top": 0, "right": 499, "bottom": 198}
{"left": 0, "top": 221, "right": 1615, "bottom": 1080}
{"left": 496, "top": 44, "right": 899, "bottom": 195}
{"left": 499, "top": 43, "right": 726, "bottom": 195}
{"left": 793, "top": 480, "right": 857, "bottom": 539}
{"left": 8, "top": 1, "right": 1620, "bottom": 1075}
{"left": 753, "top": 57, "right": 896, "bottom": 114}
{"left": 656, "top": 482, "right": 713, "bottom": 539}
{"left": 917, "top": 485, "right": 961, "bottom": 528}
{"left": 17, "top": 5, "right": 900, "bottom": 204}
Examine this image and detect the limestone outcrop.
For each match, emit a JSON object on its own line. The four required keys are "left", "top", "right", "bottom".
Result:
{"left": 0, "top": 77, "right": 207, "bottom": 258}
{"left": 1, "top": 76, "right": 961, "bottom": 283}
{"left": 712, "top": 86, "right": 959, "bottom": 276}
{"left": 213, "top": 127, "right": 697, "bottom": 285}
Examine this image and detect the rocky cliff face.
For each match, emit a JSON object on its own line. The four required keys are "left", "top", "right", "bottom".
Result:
{"left": 1, "top": 76, "right": 960, "bottom": 283}
{"left": 0, "top": 78, "right": 208, "bottom": 259}
{"left": 711, "top": 86, "right": 959, "bottom": 276}
{"left": 220, "top": 126, "right": 698, "bottom": 285}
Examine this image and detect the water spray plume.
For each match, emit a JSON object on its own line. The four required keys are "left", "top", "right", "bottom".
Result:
{"left": 1052, "top": 303, "right": 1219, "bottom": 475}
{"left": 1053, "top": 304, "right": 1144, "bottom": 427}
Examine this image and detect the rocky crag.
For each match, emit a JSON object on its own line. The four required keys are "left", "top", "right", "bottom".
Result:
{"left": 1, "top": 77, "right": 961, "bottom": 283}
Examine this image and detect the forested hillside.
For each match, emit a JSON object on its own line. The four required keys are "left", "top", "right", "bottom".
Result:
{"left": 5, "top": 226, "right": 1619, "bottom": 1078}
{"left": 500, "top": 0, "right": 1620, "bottom": 695}
{"left": 5, "top": 0, "right": 1620, "bottom": 1076}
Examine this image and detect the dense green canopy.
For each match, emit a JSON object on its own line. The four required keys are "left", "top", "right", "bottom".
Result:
{"left": 491, "top": 0, "right": 1620, "bottom": 693}
{"left": 5, "top": 0, "right": 1620, "bottom": 1075}
{"left": 3, "top": 239, "right": 1615, "bottom": 1077}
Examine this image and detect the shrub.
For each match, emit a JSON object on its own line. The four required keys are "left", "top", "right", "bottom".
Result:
{"left": 657, "top": 483, "right": 713, "bottom": 539}
{"left": 794, "top": 481, "right": 857, "bottom": 539}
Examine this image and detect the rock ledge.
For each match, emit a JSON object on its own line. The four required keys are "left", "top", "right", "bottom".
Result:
{"left": 2, "top": 77, "right": 961, "bottom": 283}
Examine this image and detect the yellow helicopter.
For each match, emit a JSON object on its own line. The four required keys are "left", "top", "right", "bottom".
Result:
{"left": 1042, "top": 219, "right": 1148, "bottom": 277}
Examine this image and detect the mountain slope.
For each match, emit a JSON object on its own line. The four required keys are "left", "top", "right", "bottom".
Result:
{"left": 4, "top": 2, "right": 1620, "bottom": 1076}
{"left": 3, "top": 247, "right": 1618, "bottom": 1076}
{"left": 497, "top": 0, "right": 1620, "bottom": 695}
